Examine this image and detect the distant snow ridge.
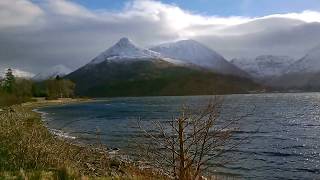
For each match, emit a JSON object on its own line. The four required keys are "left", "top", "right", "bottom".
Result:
{"left": 286, "top": 45, "right": 320, "bottom": 74}
{"left": 265, "top": 45, "right": 320, "bottom": 88}
{"left": 231, "top": 55, "right": 296, "bottom": 79}
{"left": 90, "top": 37, "right": 162, "bottom": 64}
{"left": 150, "top": 40, "right": 246, "bottom": 76}
{"left": 33, "top": 64, "right": 72, "bottom": 81}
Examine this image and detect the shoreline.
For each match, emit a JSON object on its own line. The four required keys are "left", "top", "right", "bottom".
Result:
{"left": 22, "top": 97, "right": 93, "bottom": 109}
{"left": 33, "top": 107, "right": 78, "bottom": 140}
{"left": 0, "top": 97, "right": 165, "bottom": 179}
{"left": 29, "top": 98, "right": 93, "bottom": 141}
{"left": 30, "top": 98, "right": 95, "bottom": 137}
{"left": 27, "top": 98, "right": 115, "bottom": 151}
{"left": 30, "top": 98, "right": 135, "bottom": 162}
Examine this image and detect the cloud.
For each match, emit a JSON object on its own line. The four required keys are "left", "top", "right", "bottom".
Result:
{"left": 0, "top": 0, "right": 44, "bottom": 28}
{"left": 0, "top": 0, "right": 320, "bottom": 74}
{"left": 43, "top": 0, "right": 96, "bottom": 18}
{"left": 264, "top": 10, "right": 320, "bottom": 23}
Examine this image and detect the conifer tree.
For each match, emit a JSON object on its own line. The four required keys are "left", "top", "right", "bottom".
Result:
{"left": 2, "top": 68, "right": 15, "bottom": 93}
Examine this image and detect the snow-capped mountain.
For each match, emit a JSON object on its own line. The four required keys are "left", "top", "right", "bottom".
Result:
{"left": 66, "top": 37, "right": 259, "bottom": 96}
{"left": 268, "top": 45, "right": 320, "bottom": 89}
{"left": 89, "top": 37, "right": 162, "bottom": 64}
{"left": 231, "top": 55, "right": 296, "bottom": 79}
{"left": 33, "top": 65, "right": 72, "bottom": 81}
{"left": 0, "top": 68, "right": 34, "bottom": 79}
{"left": 85, "top": 38, "right": 248, "bottom": 77}
{"left": 150, "top": 40, "right": 247, "bottom": 76}
{"left": 285, "top": 45, "right": 320, "bottom": 74}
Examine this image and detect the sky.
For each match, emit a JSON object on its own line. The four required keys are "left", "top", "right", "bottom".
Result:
{"left": 1, "top": 0, "right": 320, "bottom": 76}
{"left": 70, "top": 0, "right": 320, "bottom": 17}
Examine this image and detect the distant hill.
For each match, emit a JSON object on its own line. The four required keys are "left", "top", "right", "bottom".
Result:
{"left": 33, "top": 65, "right": 72, "bottom": 81}
{"left": 66, "top": 38, "right": 260, "bottom": 97}
{"left": 231, "top": 55, "right": 296, "bottom": 81}
{"left": 269, "top": 44, "right": 320, "bottom": 90}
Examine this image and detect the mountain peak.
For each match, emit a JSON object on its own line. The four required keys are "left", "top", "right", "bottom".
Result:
{"left": 114, "top": 37, "right": 135, "bottom": 48}
{"left": 154, "top": 39, "right": 205, "bottom": 49}
{"left": 118, "top": 37, "right": 131, "bottom": 44}
{"left": 174, "top": 39, "right": 196, "bottom": 43}
{"left": 178, "top": 39, "right": 200, "bottom": 44}
{"left": 89, "top": 38, "right": 160, "bottom": 64}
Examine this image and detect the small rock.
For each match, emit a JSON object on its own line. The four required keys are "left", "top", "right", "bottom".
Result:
{"left": 112, "top": 147, "right": 120, "bottom": 151}
{"left": 108, "top": 147, "right": 120, "bottom": 155}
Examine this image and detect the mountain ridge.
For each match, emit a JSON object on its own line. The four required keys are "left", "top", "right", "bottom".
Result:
{"left": 66, "top": 38, "right": 260, "bottom": 97}
{"left": 230, "top": 55, "right": 296, "bottom": 80}
{"left": 150, "top": 39, "right": 248, "bottom": 77}
{"left": 268, "top": 44, "right": 320, "bottom": 89}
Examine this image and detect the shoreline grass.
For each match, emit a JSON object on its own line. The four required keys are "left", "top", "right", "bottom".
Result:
{"left": 0, "top": 98, "right": 166, "bottom": 179}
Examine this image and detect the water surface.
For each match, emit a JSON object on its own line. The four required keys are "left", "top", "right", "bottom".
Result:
{"left": 39, "top": 93, "right": 320, "bottom": 179}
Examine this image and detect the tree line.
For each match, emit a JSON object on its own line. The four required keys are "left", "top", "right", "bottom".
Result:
{"left": 0, "top": 68, "right": 76, "bottom": 107}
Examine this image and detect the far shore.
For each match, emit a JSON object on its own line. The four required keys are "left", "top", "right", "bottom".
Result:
{"left": 22, "top": 97, "right": 93, "bottom": 109}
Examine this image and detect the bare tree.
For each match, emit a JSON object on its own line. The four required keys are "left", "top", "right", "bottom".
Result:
{"left": 138, "top": 97, "right": 253, "bottom": 180}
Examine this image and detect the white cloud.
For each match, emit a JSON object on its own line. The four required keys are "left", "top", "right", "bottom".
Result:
{"left": 43, "top": 0, "right": 96, "bottom": 18}
{"left": 2, "top": 0, "right": 320, "bottom": 32}
{"left": 128, "top": 0, "right": 250, "bottom": 26}
{"left": 265, "top": 10, "right": 320, "bottom": 23}
{"left": 0, "top": 0, "right": 44, "bottom": 28}
{"left": 106, "top": 0, "right": 253, "bottom": 39}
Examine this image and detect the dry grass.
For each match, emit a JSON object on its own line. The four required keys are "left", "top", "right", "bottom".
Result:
{"left": 0, "top": 100, "right": 166, "bottom": 179}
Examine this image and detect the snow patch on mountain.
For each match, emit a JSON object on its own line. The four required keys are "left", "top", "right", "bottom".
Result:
{"left": 231, "top": 55, "right": 296, "bottom": 79}
{"left": 89, "top": 38, "right": 162, "bottom": 64}
{"left": 150, "top": 40, "right": 247, "bottom": 76}
{"left": 33, "top": 65, "right": 72, "bottom": 81}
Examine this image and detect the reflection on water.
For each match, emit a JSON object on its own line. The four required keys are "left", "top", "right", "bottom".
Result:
{"left": 40, "top": 93, "right": 320, "bottom": 179}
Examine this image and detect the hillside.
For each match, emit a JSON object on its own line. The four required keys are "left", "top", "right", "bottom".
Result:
{"left": 66, "top": 38, "right": 260, "bottom": 97}
{"left": 67, "top": 60, "right": 259, "bottom": 97}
